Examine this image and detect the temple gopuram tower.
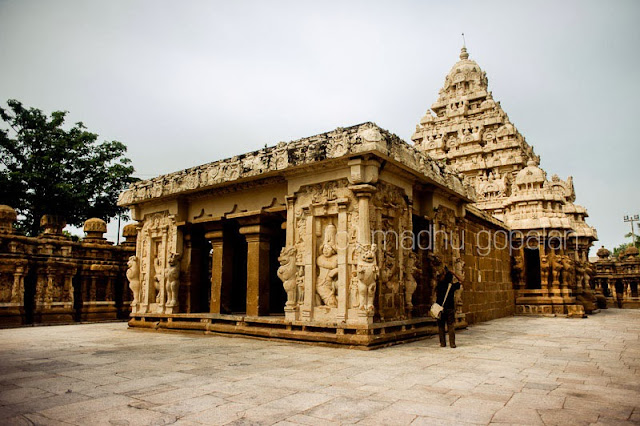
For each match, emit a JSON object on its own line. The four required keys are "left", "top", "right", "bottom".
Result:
{"left": 412, "top": 47, "right": 598, "bottom": 316}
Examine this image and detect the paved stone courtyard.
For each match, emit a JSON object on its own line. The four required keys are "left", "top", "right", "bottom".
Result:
{"left": 0, "top": 310, "right": 639, "bottom": 426}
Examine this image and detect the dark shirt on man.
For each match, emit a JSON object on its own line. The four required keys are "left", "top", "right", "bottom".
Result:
{"left": 436, "top": 270, "right": 460, "bottom": 310}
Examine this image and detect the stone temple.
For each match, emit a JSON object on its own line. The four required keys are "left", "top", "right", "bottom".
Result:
{"left": 116, "top": 47, "right": 601, "bottom": 347}
{"left": 411, "top": 47, "right": 598, "bottom": 317}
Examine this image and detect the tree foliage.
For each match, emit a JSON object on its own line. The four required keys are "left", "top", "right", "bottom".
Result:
{"left": 0, "top": 99, "right": 137, "bottom": 236}
{"left": 612, "top": 230, "right": 640, "bottom": 258}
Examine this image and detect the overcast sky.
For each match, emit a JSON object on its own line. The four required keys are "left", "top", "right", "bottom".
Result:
{"left": 1, "top": 0, "right": 638, "bottom": 252}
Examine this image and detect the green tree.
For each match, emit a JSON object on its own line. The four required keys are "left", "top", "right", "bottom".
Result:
{"left": 612, "top": 230, "right": 640, "bottom": 258}
{"left": 0, "top": 99, "right": 137, "bottom": 236}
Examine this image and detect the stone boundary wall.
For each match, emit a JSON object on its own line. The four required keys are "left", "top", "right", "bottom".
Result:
{"left": 461, "top": 209, "right": 515, "bottom": 324}
{"left": 0, "top": 207, "right": 135, "bottom": 327}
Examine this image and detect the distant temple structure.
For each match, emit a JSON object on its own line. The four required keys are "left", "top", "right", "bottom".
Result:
{"left": 114, "top": 47, "right": 604, "bottom": 347}
{"left": 0, "top": 205, "right": 134, "bottom": 326}
{"left": 411, "top": 47, "right": 598, "bottom": 316}
{"left": 592, "top": 245, "right": 640, "bottom": 308}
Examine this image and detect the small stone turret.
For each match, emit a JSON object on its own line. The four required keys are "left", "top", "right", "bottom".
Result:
{"left": 40, "top": 214, "right": 66, "bottom": 238}
{"left": 121, "top": 223, "right": 138, "bottom": 247}
{"left": 0, "top": 205, "right": 17, "bottom": 234}
{"left": 596, "top": 245, "right": 611, "bottom": 260}
{"left": 83, "top": 217, "right": 109, "bottom": 244}
{"left": 624, "top": 245, "right": 639, "bottom": 259}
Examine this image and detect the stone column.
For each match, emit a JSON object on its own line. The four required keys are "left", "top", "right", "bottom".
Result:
{"left": 301, "top": 208, "right": 314, "bottom": 321}
{"left": 285, "top": 196, "right": 295, "bottom": 247}
{"left": 205, "top": 230, "right": 227, "bottom": 314}
{"left": 336, "top": 201, "right": 349, "bottom": 322}
{"left": 239, "top": 224, "right": 271, "bottom": 317}
{"left": 350, "top": 184, "right": 376, "bottom": 245}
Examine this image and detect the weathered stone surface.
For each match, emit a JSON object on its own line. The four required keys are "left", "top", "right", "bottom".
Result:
{"left": 0, "top": 310, "right": 638, "bottom": 425}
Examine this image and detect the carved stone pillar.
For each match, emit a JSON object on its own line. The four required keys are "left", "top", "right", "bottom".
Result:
{"left": 351, "top": 184, "right": 376, "bottom": 245}
{"left": 239, "top": 224, "right": 271, "bottom": 317}
{"left": 205, "top": 230, "right": 229, "bottom": 314}
{"left": 285, "top": 196, "right": 295, "bottom": 247}
{"left": 336, "top": 201, "right": 349, "bottom": 322}
{"left": 302, "top": 208, "right": 314, "bottom": 321}
{"left": 90, "top": 276, "right": 97, "bottom": 301}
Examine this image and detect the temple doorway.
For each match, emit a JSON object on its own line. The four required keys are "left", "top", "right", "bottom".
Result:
{"left": 524, "top": 248, "right": 541, "bottom": 289}
{"left": 187, "top": 228, "right": 211, "bottom": 313}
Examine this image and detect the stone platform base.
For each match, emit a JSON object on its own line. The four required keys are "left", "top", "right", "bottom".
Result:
{"left": 516, "top": 303, "right": 586, "bottom": 318}
{"left": 606, "top": 298, "right": 640, "bottom": 309}
{"left": 0, "top": 307, "right": 25, "bottom": 327}
{"left": 128, "top": 313, "right": 465, "bottom": 349}
{"left": 79, "top": 302, "right": 118, "bottom": 322}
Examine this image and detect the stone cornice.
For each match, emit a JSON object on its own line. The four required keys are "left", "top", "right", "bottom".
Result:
{"left": 118, "top": 122, "right": 474, "bottom": 207}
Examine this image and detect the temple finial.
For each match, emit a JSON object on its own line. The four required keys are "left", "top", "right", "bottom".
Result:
{"left": 460, "top": 33, "right": 469, "bottom": 60}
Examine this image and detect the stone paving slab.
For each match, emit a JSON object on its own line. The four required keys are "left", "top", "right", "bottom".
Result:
{"left": 0, "top": 309, "right": 639, "bottom": 425}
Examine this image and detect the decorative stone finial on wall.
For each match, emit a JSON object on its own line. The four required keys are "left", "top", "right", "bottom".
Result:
{"left": 0, "top": 205, "right": 17, "bottom": 234}
{"left": 121, "top": 223, "right": 138, "bottom": 247}
{"left": 83, "top": 217, "right": 108, "bottom": 243}
{"left": 40, "top": 214, "right": 66, "bottom": 237}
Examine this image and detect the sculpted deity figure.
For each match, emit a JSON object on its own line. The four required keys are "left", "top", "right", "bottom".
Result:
{"left": 154, "top": 255, "right": 164, "bottom": 304}
{"left": 277, "top": 246, "right": 298, "bottom": 307}
{"left": 316, "top": 224, "right": 338, "bottom": 307}
{"left": 357, "top": 244, "right": 379, "bottom": 312}
{"left": 296, "top": 269, "right": 305, "bottom": 304}
{"left": 404, "top": 252, "right": 421, "bottom": 311}
{"left": 381, "top": 251, "right": 399, "bottom": 293}
{"left": 550, "top": 254, "right": 562, "bottom": 286}
{"left": 349, "top": 271, "right": 359, "bottom": 308}
{"left": 540, "top": 255, "right": 550, "bottom": 287}
{"left": 126, "top": 256, "right": 140, "bottom": 306}
{"left": 165, "top": 253, "right": 181, "bottom": 308}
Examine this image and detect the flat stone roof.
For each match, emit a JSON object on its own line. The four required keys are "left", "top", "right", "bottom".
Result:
{"left": 118, "top": 122, "right": 475, "bottom": 208}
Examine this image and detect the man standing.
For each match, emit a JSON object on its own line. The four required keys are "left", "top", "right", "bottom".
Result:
{"left": 436, "top": 265, "right": 463, "bottom": 348}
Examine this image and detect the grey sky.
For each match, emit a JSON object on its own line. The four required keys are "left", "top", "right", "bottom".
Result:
{"left": 1, "top": 0, "right": 638, "bottom": 252}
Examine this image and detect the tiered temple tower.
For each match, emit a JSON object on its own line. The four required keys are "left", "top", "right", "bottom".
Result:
{"left": 412, "top": 47, "right": 598, "bottom": 316}
{"left": 411, "top": 46, "right": 539, "bottom": 219}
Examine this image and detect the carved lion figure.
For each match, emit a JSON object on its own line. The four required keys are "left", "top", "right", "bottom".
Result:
{"left": 277, "top": 246, "right": 298, "bottom": 308}
{"left": 165, "top": 253, "right": 181, "bottom": 308}
{"left": 357, "top": 244, "right": 379, "bottom": 312}
{"left": 126, "top": 256, "right": 140, "bottom": 306}
{"left": 540, "top": 255, "right": 550, "bottom": 286}
{"left": 561, "top": 256, "right": 573, "bottom": 287}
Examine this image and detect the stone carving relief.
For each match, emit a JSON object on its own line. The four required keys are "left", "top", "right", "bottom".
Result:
{"left": 139, "top": 211, "right": 179, "bottom": 314}
{"left": 126, "top": 256, "right": 140, "bottom": 308}
{"left": 119, "top": 123, "right": 471, "bottom": 209}
{"left": 277, "top": 246, "right": 299, "bottom": 308}
{"left": 316, "top": 224, "right": 338, "bottom": 308}
{"left": 165, "top": 252, "right": 181, "bottom": 309}
{"left": 550, "top": 254, "right": 562, "bottom": 286}
{"left": 356, "top": 244, "right": 378, "bottom": 312}
{"left": 404, "top": 251, "right": 421, "bottom": 312}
